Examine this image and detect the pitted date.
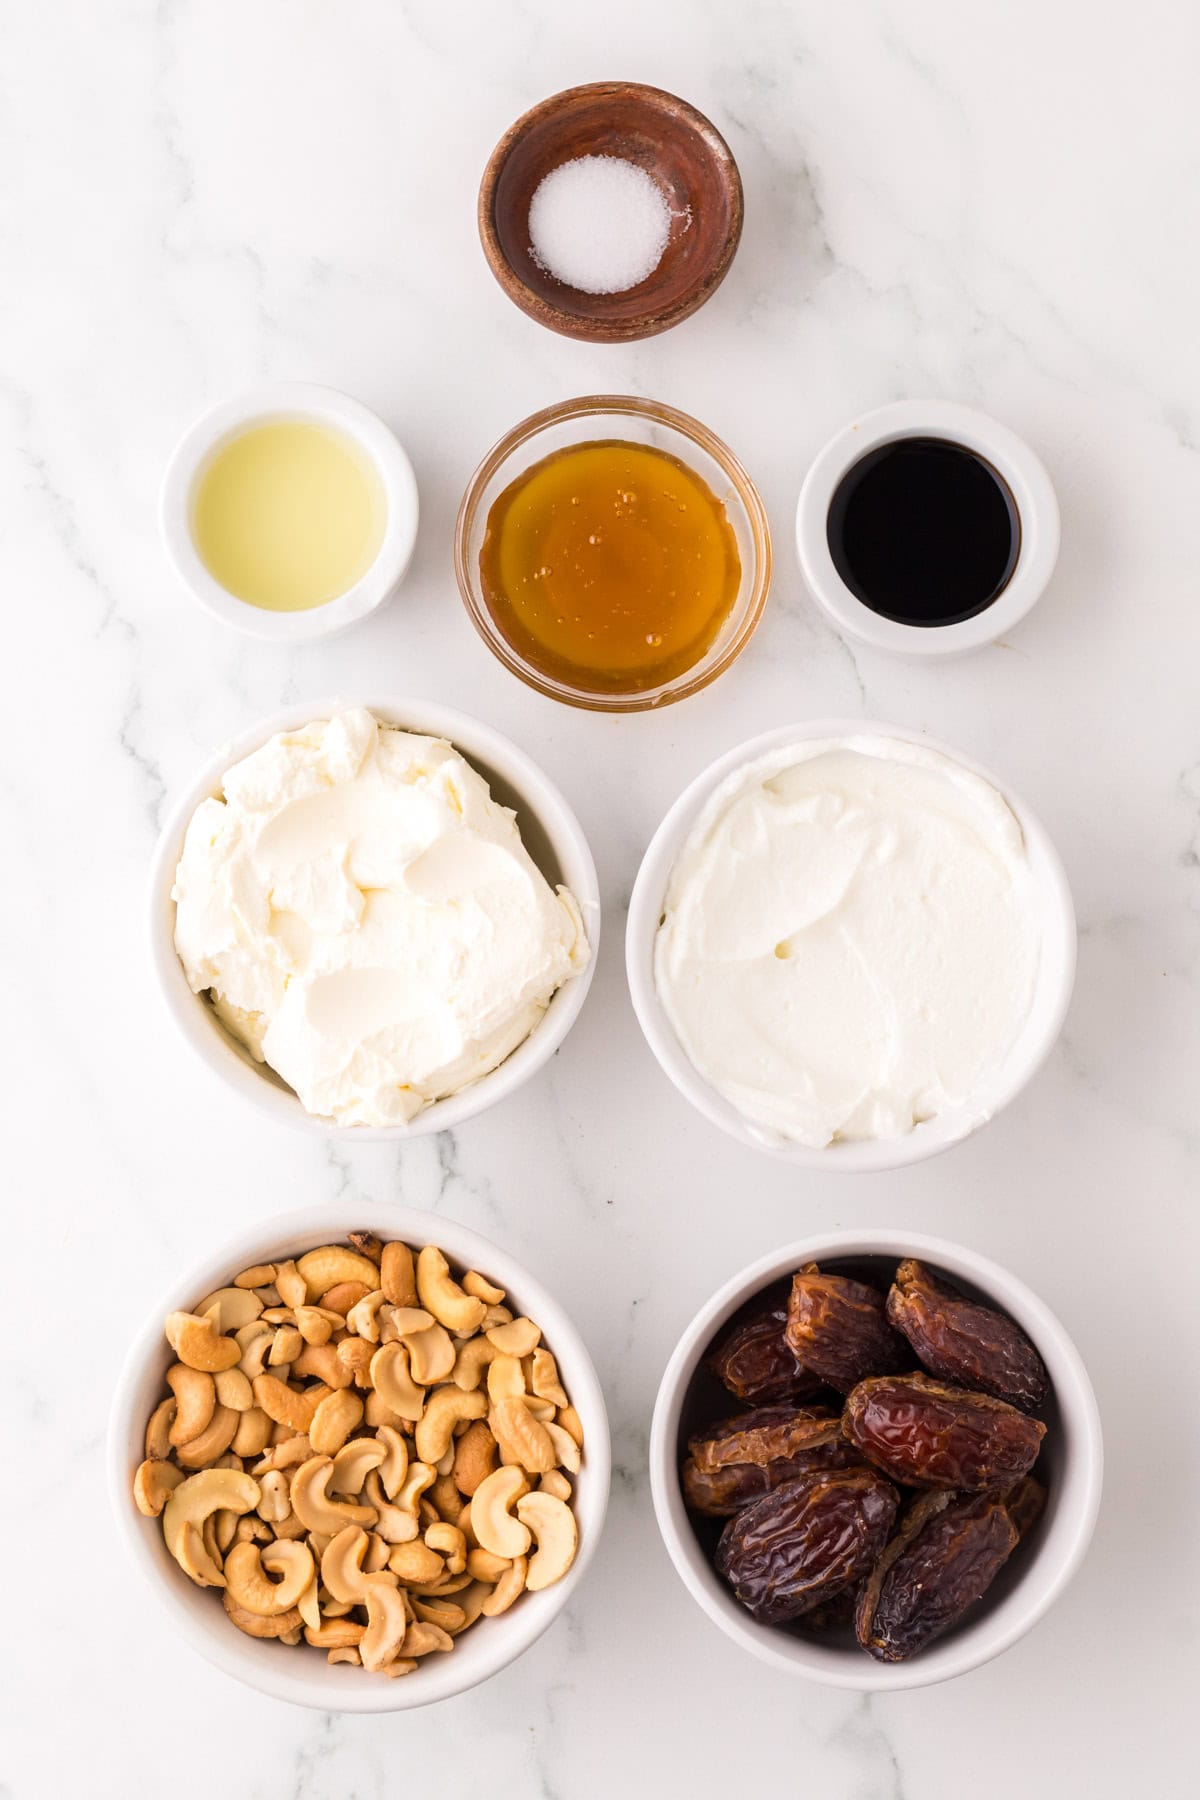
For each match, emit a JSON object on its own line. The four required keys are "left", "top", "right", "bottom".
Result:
{"left": 682, "top": 1406, "right": 861, "bottom": 1517}
{"left": 1003, "top": 1474, "right": 1047, "bottom": 1540}
{"left": 843, "top": 1372, "right": 1045, "bottom": 1491}
{"left": 715, "top": 1465, "right": 900, "bottom": 1624}
{"left": 785, "top": 1264, "right": 909, "bottom": 1394}
{"left": 856, "top": 1489, "right": 1019, "bottom": 1661}
{"left": 886, "top": 1260, "right": 1048, "bottom": 1412}
{"left": 708, "top": 1304, "right": 823, "bottom": 1405}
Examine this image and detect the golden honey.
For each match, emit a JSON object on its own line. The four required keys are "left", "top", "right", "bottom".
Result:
{"left": 478, "top": 440, "right": 741, "bottom": 694}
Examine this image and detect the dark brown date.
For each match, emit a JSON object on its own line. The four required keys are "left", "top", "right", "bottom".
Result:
{"left": 785, "top": 1264, "right": 909, "bottom": 1394}
{"left": 856, "top": 1490, "right": 1019, "bottom": 1661}
{"left": 682, "top": 1406, "right": 861, "bottom": 1517}
{"left": 843, "top": 1372, "right": 1045, "bottom": 1491}
{"left": 707, "top": 1304, "right": 824, "bottom": 1405}
{"left": 886, "top": 1260, "right": 1048, "bottom": 1412}
{"left": 1003, "top": 1474, "right": 1047, "bottom": 1540}
{"left": 715, "top": 1465, "right": 900, "bottom": 1624}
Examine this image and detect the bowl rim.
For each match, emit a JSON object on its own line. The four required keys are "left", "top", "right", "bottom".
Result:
{"left": 477, "top": 80, "right": 744, "bottom": 344}
{"left": 454, "top": 392, "right": 773, "bottom": 713}
{"left": 148, "top": 696, "right": 601, "bottom": 1138}
{"left": 649, "top": 1227, "right": 1103, "bottom": 1692}
{"left": 160, "top": 381, "right": 420, "bottom": 644}
{"left": 108, "top": 1201, "right": 612, "bottom": 1712}
{"left": 795, "top": 399, "right": 1060, "bottom": 657}
{"left": 625, "top": 718, "right": 1077, "bottom": 1169}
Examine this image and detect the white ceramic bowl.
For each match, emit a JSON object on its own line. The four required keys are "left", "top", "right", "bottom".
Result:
{"left": 796, "top": 400, "right": 1060, "bottom": 656}
{"left": 626, "top": 719, "right": 1075, "bottom": 1172}
{"left": 150, "top": 697, "right": 601, "bottom": 1138}
{"left": 161, "top": 382, "right": 419, "bottom": 643}
{"left": 650, "top": 1229, "right": 1102, "bottom": 1692}
{"left": 109, "top": 1202, "right": 611, "bottom": 1712}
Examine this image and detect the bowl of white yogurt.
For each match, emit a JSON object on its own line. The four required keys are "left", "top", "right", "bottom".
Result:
{"left": 150, "top": 700, "right": 600, "bottom": 1138}
{"left": 626, "top": 722, "right": 1075, "bottom": 1171}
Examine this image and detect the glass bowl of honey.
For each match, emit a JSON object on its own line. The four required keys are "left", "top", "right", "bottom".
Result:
{"left": 454, "top": 395, "right": 772, "bottom": 711}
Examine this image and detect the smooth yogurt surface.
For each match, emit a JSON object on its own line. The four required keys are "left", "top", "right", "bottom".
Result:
{"left": 173, "top": 707, "right": 589, "bottom": 1126}
{"left": 654, "top": 737, "right": 1042, "bottom": 1148}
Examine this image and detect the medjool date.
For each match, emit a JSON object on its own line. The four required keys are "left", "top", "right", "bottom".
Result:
{"left": 843, "top": 1372, "right": 1045, "bottom": 1491}
{"left": 886, "top": 1260, "right": 1048, "bottom": 1412}
{"left": 785, "top": 1264, "right": 909, "bottom": 1394}
{"left": 682, "top": 1405, "right": 862, "bottom": 1517}
{"left": 708, "top": 1304, "right": 823, "bottom": 1405}
{"left": 715, "top": 1465, "right": 899, "bottom": 1624}
{"left": 1003, "top": 1474, "right": 1047, "bottom": 1540}
{"left": 856, "top": 1490, "right": 1019, "bottom": 1661}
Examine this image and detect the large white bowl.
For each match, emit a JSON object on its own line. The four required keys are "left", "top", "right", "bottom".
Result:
{"left": 626, "top": 719, "right": 1076, "bottom": 1172}
{"left": 109, "top": 1202, "right": 611, "bottom": 1712}
{"left": 150, "top": 697, "right": 601, "bottom": 1139}
{"left": 649, "top": 1229, "right": 1102, "bottom": 1692}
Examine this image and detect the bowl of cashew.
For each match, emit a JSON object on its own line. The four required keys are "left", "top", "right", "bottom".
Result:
{"left": 108, "top": 1203, "right": 611, "bottom": 1711}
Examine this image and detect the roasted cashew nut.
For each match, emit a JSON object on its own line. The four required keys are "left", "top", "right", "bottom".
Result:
{"left": 214, "top": 1367, "right": 254, "bottom": 1413}
{"left": 174, "top": 1404, "right": 240, "bottom": 1470}
{"left": 251, "top": 1373, "right": 326, "bottom": 1434}
{"left": 424, "top": 1522, "right": 467, "bottom": 1575}
{"left": 380, "top": 1241, "right": 418, "bottom": 1308}
{"left": 369, "top": 1343, "right": 425, "bottom": 1421}
{"left": 481, "top": 1553, "right": 528, "bottom": 1617}
{"left": 292, "top": 1341, "right": 353, "bottom": 1390}
{"left": 485, "top": 1317, "right": 541, "bottom": 1359}
{"left": 224, "top": 1539, "right": 315, "bottom": 1616}
{"left": 530, "top": 1348, "right": 570, "bottom": 1409}
{"left": 320, "top": 1525, "right": 375, "bottom": 1604}
{"left": 414, "top": 1386, "right": 487, "bottom": 1465}
{"left": 517, "top": 1492, "right": 578, "bottom": 1591}
{"left": 416, "top": 1246, "right": 487, "bottom": 1335}
{"left": 462, "top": 1269, "right": 505, "bottom": 1306}
{"left": 345, "top": 1289, "right": 388, "bottom": 1344}
{"left": 309, "top": 1388, "right": 365, "bottom": 1456}
{"left": 290, "top": 1456, "right": 378, "bottom": 1535}
{"left": 387, "top": 1540, "right": 444, "bottom": 1584}
{"left": 490, "top": 1396, "right": 557, "bottom": 1475}
{"left": 296, "top": 1246, "right": 381, "bottom": 1304}
{"left": 195, "top": 1287, "right": 264, "bottom": 1334}
{"left": 544, "top": 1421, "right": 582, "bottom": 1474}
{"left": 162, "top": 1468, "right": 261, "bottom": 1571}
{"left": 470, "top": 1466, "right": 532, "bottom": 1560}
{"left": 166, "top": 1365, "right": 215, "bottom": 1446}
{"left": 451, "top": 1336, "right": 498, "bottom": 1392}
{"left": 329, "top": 1436, "right": 387, "bottom": 1497}
{"left": 165, "top": 1309, "right": 242, "bottom": 1374}
{"left": 360, "top": 1575, "right": 410, "bottom": 1672}
{"left": 401, "top": 1621, "right": 454, "bottom": 1657}
{"left": 364, "top": 1465, "right": 429, "bottom": 1545}
{"left": 402, "top": 1322, "right": 456, "bottom": 1386}
{"left": 375, "top": 1425, "right": 409, "bottom": 1499}
{"left": 133, "top": 1459, "right": 184, "bottom": 1518}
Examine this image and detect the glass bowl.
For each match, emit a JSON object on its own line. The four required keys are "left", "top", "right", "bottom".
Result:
{"left": 454, "top": 395, "right": 772, "bottom": 712}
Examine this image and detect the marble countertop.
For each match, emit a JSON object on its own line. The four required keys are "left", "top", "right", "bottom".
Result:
{"left": 4, "top": 2, "right": 1197, "bottom": 1794}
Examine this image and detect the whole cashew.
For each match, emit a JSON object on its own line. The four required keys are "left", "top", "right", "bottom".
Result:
{"left": 144, "top": 1396, "right": 176, "bottom": 1461}
{"left": 166, "top": 1365, "right": 215, "bottom": 1446}
{"left": 403, "top": 1323, "right": 456, "bottom": 1386}
{"left": 416, "top": 1246, "right": 487, "bottom": 1335}
{"left": 380, "top": 1241, "right": 418, "bottom": 1308}
{"left": 292, "top": 1341, "right": 353, "bottom": 1391}
{"left": 162, "top": 1468, "right": 261, "bottom": 1569}
{"left": 320, "top": 1525, "right": 375, "bottom": 1604}
{"left": 481, "top": 1554, "right": 528, "bottom": 1617}
{"left": 215, "top": 1368, "right": 254, "bottom": 1413}
{"left": 452, "top": 1421, "right": 498, "bottom": 1497}
{"left": 485, "top": 1317, "right": 542, "bottom": 1359}
{"left": 450, "top": 1336, "right": 498, "bottom": 1392}
{"left": 224, "top": 1539, "right": 315, "bottom": 1616}
{"left": 360, "top": 1576, "right": 410, "bottom": 1672}
{"left": 290, "top": 1456, "right": 378, "bottom": 1535}
{"left": 329, "top": 1436, "right": 387, "bottom": 1497}
{"left": 517, "top": 1492, "right": 578, "bottom": 1591}
{"left": 414, "top": 1386, "right": 487, "bottom": 1465}
{"left": 470, "top": 1466, "right": 532, "bottom": 1560}
{"left": 175, "top": 1404, "right": 240, "bottom": 1470}
{"left": 309, "top": 1388, "right": 364, "bottom": 1456}
{"left": 133, "top": 1459, "right": 184, "bottom": 1518}
{"left": 252, "top": 1374, "right": 326, "bottom": 1434}
{"left": 369, "top": 1343, "right": 425, "bottom": 1421}
{"left": 375, "top": 1425, "right": 409, "bottom": 1499}
{"left": 296, "top": 1246, "right": 381, "bottom": 1303}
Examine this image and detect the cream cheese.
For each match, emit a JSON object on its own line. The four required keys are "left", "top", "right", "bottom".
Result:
{"left": 173, "top": 707, "right": 589, "bottom": 1126}
{"left": 653, "top": 737, "right": 1041, "bottom": 1148}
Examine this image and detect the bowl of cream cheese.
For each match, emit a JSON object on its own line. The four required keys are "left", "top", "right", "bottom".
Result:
{"left": 151, "top": 701, "right": 599, "bottom": 1137}
{"left": 626, "top": 722, "right": 1075, "bottom": 1170}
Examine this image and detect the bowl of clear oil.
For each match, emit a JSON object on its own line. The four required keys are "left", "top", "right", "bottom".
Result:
{"left": 161, "top": 382, "right": 419, "bottom": 642}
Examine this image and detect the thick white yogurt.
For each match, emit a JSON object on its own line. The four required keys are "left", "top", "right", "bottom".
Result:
{"left": 173, "top": 708, "right": 589, "bottom": 1126}
{"left": 654, "top": 737, "right": 1041, "bottom": 1147}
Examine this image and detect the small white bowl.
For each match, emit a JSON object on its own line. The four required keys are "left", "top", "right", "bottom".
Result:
{"left": 626, "top": 720, "right": 1075, "bottom": 1172}
{"left": 109, "top": 1202, "right": 611, "bottom": 1711}
{"left": 650, "top": 1229, "right": 1102, "bottom": 1692}
{"left": 796, "top": 400, "right": 1060, "bottom": 655}
{"left": 150, "top": 697, "right": 601, "bottom": 1138}
{"left": 161, "top": 382, "right": 419, "bottom": 643}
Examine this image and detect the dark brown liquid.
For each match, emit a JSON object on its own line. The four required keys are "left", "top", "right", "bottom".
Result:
{"left": 827, "top": 438, "right": 1020, "bottom": 627}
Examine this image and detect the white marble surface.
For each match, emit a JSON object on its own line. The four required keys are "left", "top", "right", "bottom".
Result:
{"left": 3, "top": 1, "right": 1197, "bottom": 1793}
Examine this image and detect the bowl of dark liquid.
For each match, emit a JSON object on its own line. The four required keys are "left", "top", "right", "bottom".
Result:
{"left": 796, "top": 401, "right": 1059, "bottom": 655}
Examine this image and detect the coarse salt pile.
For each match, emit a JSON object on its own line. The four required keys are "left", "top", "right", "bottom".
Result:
{"left": 528, "top": 154, "right": 672, "bottom": 296}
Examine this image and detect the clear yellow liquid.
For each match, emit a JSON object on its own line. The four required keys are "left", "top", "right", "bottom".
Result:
{"left": 192, "top": 419, "right": 387, "bottom": 612}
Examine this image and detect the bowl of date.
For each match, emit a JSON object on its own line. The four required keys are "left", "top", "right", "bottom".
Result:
{"left": 649, "top": 1230, "right": 1102, "bottom": 1690}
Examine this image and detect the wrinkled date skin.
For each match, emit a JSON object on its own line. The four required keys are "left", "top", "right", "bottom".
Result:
{"left": 785, "top": 1264, "right": 909, "bottom": 1394}
{"left": 707, "top": 1305, "right": 824, "bottom": 1406}
{"left": 886, "top": 1260, "right": 1049, "bottom": 1412}
{"left": 843, "top": 1372, "right": 1046, "bottom": 1491}
{"left": 1004, "top": 1474, "right": 1047, "bottom": 1540}
{"left": 715, "top": 1465, "right": 900, "bottom": 1624}
{"left": 682, "top": 1406, "right": 862, "bottom": 1517}
{"left": 856, "top": 1490, "right": 1019, "bottom": 1661}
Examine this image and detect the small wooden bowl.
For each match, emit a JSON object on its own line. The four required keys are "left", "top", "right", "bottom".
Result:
{"left": 478, "top": 82, "right": 744, "bottom": 344}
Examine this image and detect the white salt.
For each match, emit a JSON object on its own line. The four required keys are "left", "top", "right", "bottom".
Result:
{"left": 528, "top": 154, "right": 672, "bottom": 296}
